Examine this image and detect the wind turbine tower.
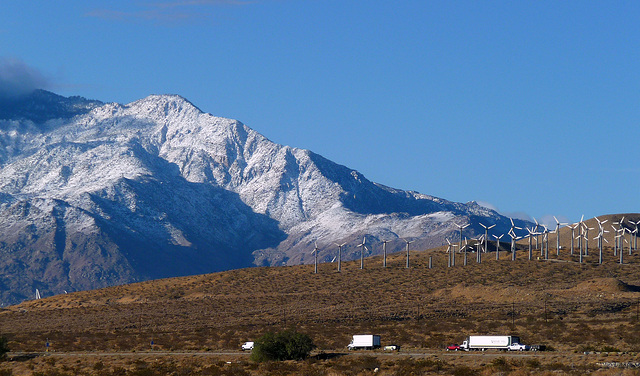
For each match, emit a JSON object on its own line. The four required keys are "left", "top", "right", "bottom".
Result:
{"left": 475, "top": 236, "right": 483, "bottom": 264}
{"left": 382, "top": 240, "right": 388, "bottom": 268}
{"left": 567, "top": 223, "right": 578, "bottom": 255}
{"left": 509, "top": 218, "right": 521, "bottom": 261}
{"left": 357, "top": 237, "right": 368, "bottom": 269}
{"left": 455, "top": 223, "right": 470, "bottom": 249}
{"left": 312, "top": 242, "right": 319, "bottom": 274}
{"left": 480, "top": 223, "right": 495, "bottom": 255}
{"left": 554, "top": 216, "right": 567, "bottom": 256}
{"left": 526, "top": 227, "right": 537, "bottom": 260}
{"left": 533, "top": 218, "right": 540, "bottom": 251}
{"left": 334, "top": 242, "right": 346, "bottom": 272}
{"left": 403, "top": 239, "right": 414, "bottom": 268}
{"left": 493, "top": 234, "right": 504, "bottom": 260}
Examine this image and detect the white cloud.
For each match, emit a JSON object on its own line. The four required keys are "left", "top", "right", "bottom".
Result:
{"left": 477, "top": 201, "right": 533, "bottom": 222}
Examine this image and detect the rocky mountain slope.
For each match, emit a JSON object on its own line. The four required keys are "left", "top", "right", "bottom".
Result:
{"left": 0, "top": 90, "right": 530, "bottom": 305}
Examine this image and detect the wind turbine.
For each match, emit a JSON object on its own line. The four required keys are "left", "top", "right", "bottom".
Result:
{"left": 578, "top": 232, "right": 588, "bottom": 263}
{"left": 454, "top": 222, "right": 469, "bottom": 250}
{"left": 357, "top": 237, "right": 368, "bottom": 269}
{"left": 613, "top": 216, "right": 627, "bottom": 256}
{"left": 540, "top": 225, "right": 549, "bottom": 260}
{"left": 576, "top": 215, "right": 585, "bottom": 257}
{"left": 311, "top": 242, "right": 319, "bottom": 274}
{"left": 583, "top": 224, "right": 594, "bottom": 256}
{"left": 493, "top": 234, "right": 504, "bottom": 260}
{"left": 611, "top": 224, "right": 619, "bottom": 256}
{"left": 553, "top": 216, "right": 567, "bottom": 255}
{"left": 381, "top": 240, "right": 388, "bottom": 268}
{"left": 594, "top": 217, "right": 607, "bottom": 256}
{"left": 631, "top": 220, "right": 639, "bottom": 252}
{"left": 632, "top": 220, "right": 640, "bottom": 251}
{"left": 532, "top": 217, "right": 541, "bottom": 251}
{"left": 462, "top": 238, "right": 468, "bottom": 266}
{"left": 526, "top": 227, "right": 537, "bottom": 260}
{"left": 566, "top": 223, "right": 578, "bottom": 255}
{"left": 616, "top": 232, "right": 625, "bottom": 264}
{"left": 475, "top": 236, "right": 484, "bottom": 263}
{"left": 480, "top": 223, "right": 495, "bottom": 254}
{"left": 594, "top": 229, "right": 608, "bottom": 265}
{"left": 508, "top": 230, "right": 517, "bottom": 260}
{"left": 446, "top": 239, "right": 453, "bottom": 267}
{"left": 334, "top": 242, "right": 346, "bottom": 272}
{"left": 509, "top": 218, "right": 521, "bottom": 260}
{"left": 403, "top": 238, "right": 414, "bottom": 268}
{"left": 613, "top": 216, "right": 626, "bottom": 253}
{"left": 621, "top": 227, "right": 632, "bottom": 256}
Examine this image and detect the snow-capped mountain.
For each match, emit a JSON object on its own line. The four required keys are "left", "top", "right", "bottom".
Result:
{"left": 0, "top": 90, "right": 529, "bottom": 304}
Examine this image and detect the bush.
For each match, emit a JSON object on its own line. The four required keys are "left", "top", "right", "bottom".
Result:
{"left": 0, "top": 336, "right": 8, "bottom": 361}
{"left": 250, "top": 329, "right": 315, "bottom": 362}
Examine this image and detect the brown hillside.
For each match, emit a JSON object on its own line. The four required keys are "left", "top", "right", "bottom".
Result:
{"left": 1, "top": 215, "right": 639, "bottom": 357}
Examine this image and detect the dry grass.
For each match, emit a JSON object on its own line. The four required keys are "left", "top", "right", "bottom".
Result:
{"left": 0, "top": 218, "right": 639, "bottom": 374}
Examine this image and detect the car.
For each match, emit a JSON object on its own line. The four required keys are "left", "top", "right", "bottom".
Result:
{"left": 507, "top": 343, "right": 529, "bottom": 351}
{"left": 383, "top": 345, "right": 399, "bottom": 351}
{"left": 447, "top": 344, "right": 461, "bottom": 351}
{"left": 241, "top": 341, "right": 254, "bottom": 351}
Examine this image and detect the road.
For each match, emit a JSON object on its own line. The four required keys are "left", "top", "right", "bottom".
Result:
{"left": 9, "top": 349, "right": 539, "bottom": 359}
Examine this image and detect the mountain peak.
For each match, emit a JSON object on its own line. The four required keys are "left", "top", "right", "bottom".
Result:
{"left": 127, "top": 94, "right": 203, "bottom": 119}
{"left": 0, "top": 91, "right": 533, "bottom": 305}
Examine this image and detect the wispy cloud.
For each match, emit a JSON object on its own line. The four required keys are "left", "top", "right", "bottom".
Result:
{"left": 0, "top": 57, "right": 51, "bottom": 99}
{"left": 86, "top": 8, "right": 200, "bottom": 22}
{"left": 86, "top": 0, "right": 257, "bottom": 23}
{"left": 153, "top": 0, "right": 257, "bottom": 7}
{"left": 477, "top": 201, "right": 533, "bottom": 223}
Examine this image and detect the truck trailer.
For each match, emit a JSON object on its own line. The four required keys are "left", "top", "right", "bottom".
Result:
{"left": 347, "top": 335, "right": 381, "bottom": 350}
{"left": 460, "top": 336, "right": 526, "bottom": 351}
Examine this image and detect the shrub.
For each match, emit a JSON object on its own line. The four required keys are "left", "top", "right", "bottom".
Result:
{"left": 250, "top": 329, "right": 315, "bottom": 362}
{"left": 0, "top": 337, "right": 8, "bottom": 361}
{"left": 451, "top": 365, "right": 479, "bottom": 376}
{"left": 489, "top": 357, "right": 511, "bottom": 372}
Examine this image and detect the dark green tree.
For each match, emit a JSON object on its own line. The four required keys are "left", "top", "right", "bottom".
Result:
{"left": 250, "top": 329, "right": 315, "bottom": 362}
{"left": 0, "top": 336, "right": 9, "bottom": 361}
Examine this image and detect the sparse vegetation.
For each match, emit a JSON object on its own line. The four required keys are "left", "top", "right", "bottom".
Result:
{"left": 0, "top": 230, "right": 637, "bottom": 374}
{"left": 250, "top": 329, "right": 315, "bottom": 362}
{"left": 0, "top": 336, "right": 8, "bottom": 361}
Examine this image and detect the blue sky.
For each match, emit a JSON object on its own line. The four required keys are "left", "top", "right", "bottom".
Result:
{"left": 1, "top": 1, "right": 639, "bottom": 226}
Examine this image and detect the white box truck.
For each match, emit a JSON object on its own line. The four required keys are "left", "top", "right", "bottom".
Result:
{"left": 241, "top": 341, "right": 254, "bottom": 351}
{"left": 460, "top": 336, "right": 525, "bottom": 351}
{"left": 347, "top": 335, "right": 381, "bottom": 350}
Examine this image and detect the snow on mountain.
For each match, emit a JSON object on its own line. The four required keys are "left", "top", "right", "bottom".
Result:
{"left": 0, "top": 91, "right": 530, "bottom": 304}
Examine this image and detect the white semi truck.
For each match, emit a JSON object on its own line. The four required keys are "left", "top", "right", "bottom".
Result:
{"left": 347, "top": 335, "right": 381, "bottom": 350}
{"left": 460, "top": 336, "right": 529, "bottom": 351}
